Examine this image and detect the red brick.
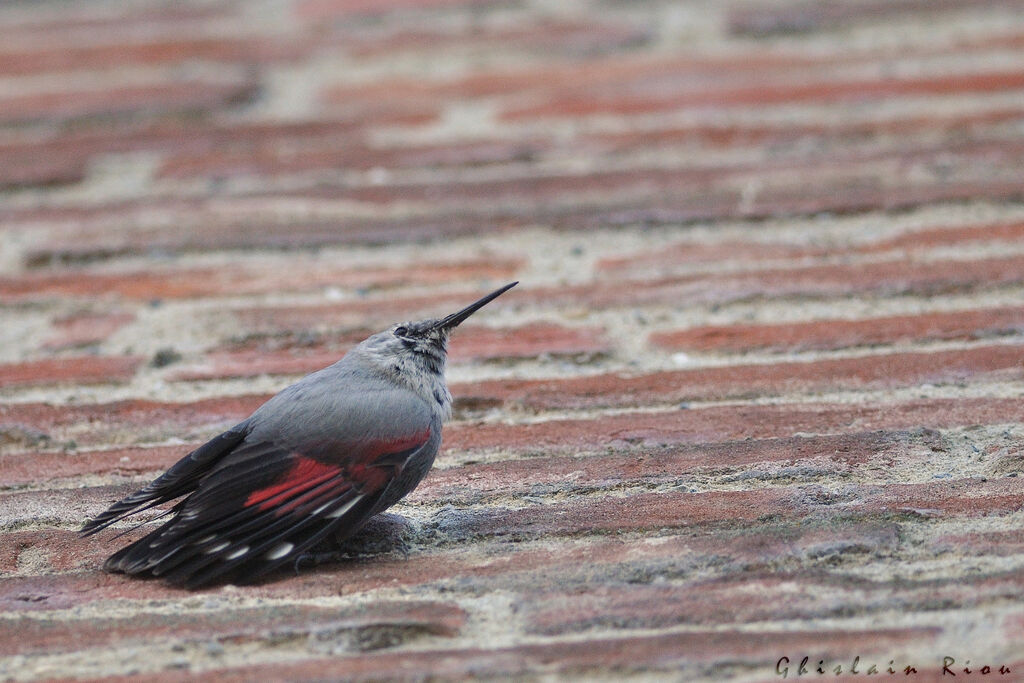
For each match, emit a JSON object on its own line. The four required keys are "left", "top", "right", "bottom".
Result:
{"left": 321, "top": 50, "right": 842, "bottom": 105}
{"left": 863, "top": 221, "right": 1024, "bottom": 254}
{"left": 0, "top": 444, "right": 192, "bottom": 488}
{"left": 0, "top": 395, "right": 269, "bottom": 448}
{"left": 930, "top": 529, "right": 1024, "bottom": 557}
{"left": 728, "top": 0, "right": 1024, "bottom": 36}
{"left": 501, "top": 70, "right": 1024, "bottom": 120}
{"left": 0, "top": 119, "right": 377, "bottom": 201}
{"left": 588, "top": 108, "right": 1024, "bottom": 157}
{"left": 20, "top": 209, "right": 512, "bottom": 265}
{"left": 0, "top": 522, "right": 899, "bottom": 609}
{"left": 0, "top": 38, "right": 306, "bottom": 77}
{"left": 524, "top": 565, "right": 1024, "bottom": 638}
{"left": 158, "top": 137, "right": 550, "bottom": 180}
{"left": 522, "top": 577, "right": 883, "bottom": 636}
{"left": 43, "top": 311, "right": 135, "bottom": 350}
{"left": 0, "top": 430, "right": 935, "bottom": 531}
{"left": 169, "top": 348, "right": 347, "bottom": 382}
{"left": 650, "top": 307, "right": 1024, "bottom": 353}
{"left": 0, "top": 356, "right": 141, "bottom": 389}
{"left": 339, "top": 20, "right": 652, "bottom": 60}
{"left": 92, "top": 628, "right": 940, "bottom": 682}
{"left": 229, "top": 289, "right": 523, "bottom": 335}
{"left": 15, "top": 170, "right": 1024, "bottom": 265}
{"left": 1, "top": 4, "right": 228, "bottom": 42}
{"left": 599, "top": 221, "right": 1024, "bottom": 276}
{"left": 544, "top": 255, "right": 1024, "bottom": 310}
{"left": 0, "top": 600, "right": 465, "bottom": 656}
{"left": 0, "top": 529, "right": 127, "bottom": 574}
{"left": 0, "top": 258, "right": 520, "bottom": 302}
{"left": 296, "top": 0, "right": 499, "bottom": 18}
{"left": 170, "top": 323, "right": 607, "bottom": 381}
{"left": 457, "top": 344, "right": 1024, "bottom": 411}
{"left": 443, "top": 398, "right": 1024, "bottom": 453}
{"left": 0, "top": 79, "right": 260, "bottom": 126}
{"left": 0, "top": 395, "right": 1015, "bottom": 457}
{"left": 409, "top": 479, "right": 1024, "bottom": 544}
{"left": 857, "top": 477, "right": 1024, "bottom": 518}
{"left": 599, "top": 241, "right": 813, "bottom": 273}
{"left": 416, "top": 431, "right": 920, "bottom": 503}
{"left": 0, "top": 147, "right": 88, "bottom": 189}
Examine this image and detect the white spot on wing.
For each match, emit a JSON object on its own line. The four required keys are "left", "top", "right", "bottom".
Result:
{"left": 326, "top": 496, "right": 361, "bottom": 519}
{"left": 266, "top": 542, "right": 294, "bottom": 560}
{"left": 225, "top": 546, "right": 249, "bottom": 560}
{"left": 204, "top": 541, "right": 230, "bottom": 554}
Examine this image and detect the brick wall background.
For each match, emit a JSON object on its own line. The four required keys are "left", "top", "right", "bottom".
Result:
{"left": 1, "top": 0, "right": 1024, "bottom": 680}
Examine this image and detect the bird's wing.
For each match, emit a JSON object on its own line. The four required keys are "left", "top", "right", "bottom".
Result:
{"left": 102, "top": 425, "right": 434, "bottom": 588}
{"left": 80, "top": 422, "right": 252, "bottom": 537}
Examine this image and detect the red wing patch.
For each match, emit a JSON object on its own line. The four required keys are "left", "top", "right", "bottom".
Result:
{"left": 243, "top": 429, "right": 431, "bottom": 513}
{"left": 346, "top": 429, "right": 432, "bottom": 489}
{"left": 245, "top": 456, "right": 340, "bottom": 511}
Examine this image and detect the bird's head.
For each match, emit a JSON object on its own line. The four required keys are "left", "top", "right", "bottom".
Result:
{"left": 357, "top": 282, "right": 518, "bottom": 381}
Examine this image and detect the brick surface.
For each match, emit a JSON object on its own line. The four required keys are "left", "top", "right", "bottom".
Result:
{"left": 171, "top": 323, "right": 608, "bottom": 381}
{"left": 456, "top": 344, "right": 1024, "bottom": 410}
{"left": 650, "top": 307, "right": 1024, "bottom": 353}
{"left": 43, "top": 311, "right": 136, "bottom": 351}
{"left": 0, "top": 356, "right": 141, "bottom": 389}
{"left": 0, "top": 258, "right": 519, "bottom": 303}
{"left": 2, "top": 0, "right": 1023, "bottom": 681}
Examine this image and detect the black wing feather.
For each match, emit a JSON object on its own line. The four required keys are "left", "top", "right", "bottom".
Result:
{"left": 99, "top": 435, "right": 427, "bottom": 588}
{"left": 80, "top": 422, "right": 251, "bottom": 536}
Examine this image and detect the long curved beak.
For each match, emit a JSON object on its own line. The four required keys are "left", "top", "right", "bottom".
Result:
{"left": 433, "top": 281, "right": 518, "bottom": 331}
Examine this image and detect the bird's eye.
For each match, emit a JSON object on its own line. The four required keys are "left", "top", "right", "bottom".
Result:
{"left": 394, "top": 326, "right": 408, "bottom": 337}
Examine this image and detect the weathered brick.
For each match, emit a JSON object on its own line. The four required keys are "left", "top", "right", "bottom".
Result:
{"left": 0, "top": 258, "right": 520, "bottom": 302}
{"left": 92, "top": 627, "right": 941, "bottom": 681}
{"left": 338, "top": 20, "right": 652, "bottom": 59}
{"left": 501, "top": 71, "right": 1024, "bottom": 120}
{"left": 296, "top": 0, "right": 500, "bottom": 19}
{"left": 413, "top": 479, "right": 1024, "bottom": 544}
{"left": 598, "top": 221, "right": 1024, "bottom": 275}
{"left": 0, "top": 147, "right": 88, "bottom": 189}
{"left": 1, "top": 394, "right": 1016, "bottom": 457}
{"left": 0, "top": 78, "right": 260, "bottom": 126}
{"left": 159, "top": 137, "right": 550, "bottom": 180}
{"left": 229, "top": 290, "right": 521, "bottom": 335}
{"left": 416, "top": 431, "right": 919, "bottom": 503}
{"left": 728, "top": 0, "right": 1024, "bottom": 36}
{"left": 0, "top": 38, "right": 306, "bottom": 77}
{"left": 0, "top": 600, "right": 465, "bottom": 656}
{"left": 539, "top": 255, "right": 1024, "bottom": 309}
{"left": 523, "top": 576, "right": 915, "bottom": 635}
{"left": 7, "top": 429, "right": 909, "bottom": 529}
{"left": 0, "top": 395, "right": 269, "bottom": 448}
{"left": 20, "top": 210, "right": 511, "bottom": 265}
{"left": 43, "top": 311, "right": 136, "bottom": 350}
{"left": 170, "top": 323, "right": 607, "bottom": 381}
{"left": 0, "top": 356, "right": 141, "bottom": 389}
{"left": 0, "top": 444, "right": 191, "bottom": 488}
{"left": 589, "top": 108, "right": 1024, "bottom": 158}
{"left": 443, "top": 398, "right": 1023, "bottom": 453}
{"left": 457, "top": 344, "right": 1024, "bottom": 411}
{"left": 0, "top": 522, "right": 902, "bottom": 609}
{"left": 650, "top": 307, "right": 1024, "bottom": 353}
{"left": 3, "top": 1, "right": 1023, "bottom": 678}
{"left": 930, "top": 529, "right": 1024, "bottom": 557}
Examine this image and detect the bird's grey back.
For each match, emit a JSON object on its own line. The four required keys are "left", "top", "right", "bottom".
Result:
{"left": 246, "top": 350, "right": 440, "bottom": 449}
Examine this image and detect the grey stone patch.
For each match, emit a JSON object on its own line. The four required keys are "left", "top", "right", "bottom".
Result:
{"left": 150, "top": 347, "right": 183, "bottom": 368}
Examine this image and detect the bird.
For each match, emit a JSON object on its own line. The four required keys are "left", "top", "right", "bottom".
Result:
{"left": 81, "top": 282, "right": 518, "bottom": 589}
